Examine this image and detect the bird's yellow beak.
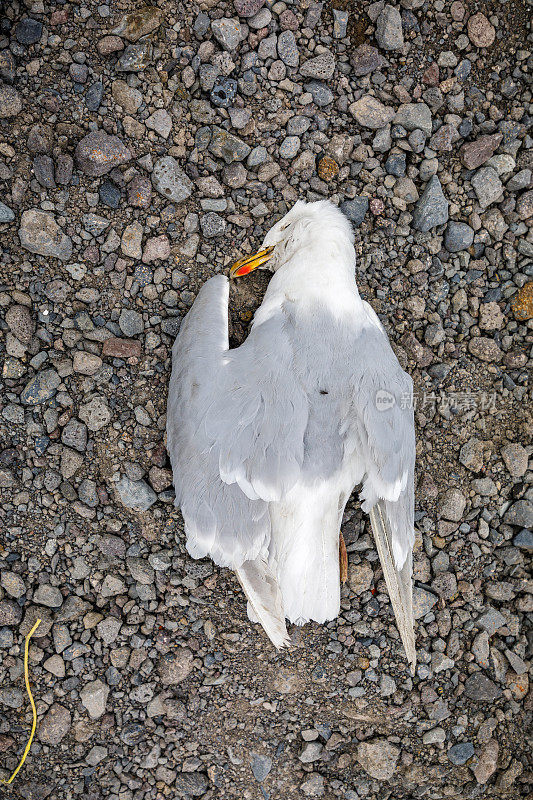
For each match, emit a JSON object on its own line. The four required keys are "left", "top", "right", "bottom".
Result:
{"left": 229, "top": 246, "right": 274, "bottom": 278}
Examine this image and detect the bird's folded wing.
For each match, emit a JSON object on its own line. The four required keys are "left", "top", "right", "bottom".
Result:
{"left": 167, "top": 278, "right": 308, "bottom": 568}
{"left": 342, "top": 324, "right": 416, "bottom": 669}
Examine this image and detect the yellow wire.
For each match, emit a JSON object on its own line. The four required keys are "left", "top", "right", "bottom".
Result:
{"left": 1, "top": 618, "right": 41, "bottom": 786}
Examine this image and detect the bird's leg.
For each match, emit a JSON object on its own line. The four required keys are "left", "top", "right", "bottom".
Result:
{"left": 339, "top": 531, "right": 348, "bottom": 584}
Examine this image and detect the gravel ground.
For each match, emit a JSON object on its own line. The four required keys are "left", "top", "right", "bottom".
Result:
{"left": 0, "top": 0, "right": 532, "bottom": 798}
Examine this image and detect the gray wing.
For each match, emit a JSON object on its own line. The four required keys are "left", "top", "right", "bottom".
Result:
{"left": 342, "top": 308, "right": 416, "bottom": 671}
{"left": 166, "top": 276, "right": 308, "bottom": 569}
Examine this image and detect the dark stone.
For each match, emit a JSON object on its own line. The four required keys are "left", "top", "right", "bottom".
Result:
{"left": 340, "top": 197, "right": 369, "bottom": 227}
{"left": 448, "top": 742, "right": 475, "bottom": 765}
{"left": 15, "top": 18, "right": 42, "bottom": 45}
{"left": 85, "top": 82, "right": 104, "bottom": 111}
{"left": 464, "top": 673, "right": 501, "bottom": 702}
{"left": 210, "top": 77, "right": 238, "bottom": 108}
{"left": 99, "top": 180, "right": 121, "bottom": 208}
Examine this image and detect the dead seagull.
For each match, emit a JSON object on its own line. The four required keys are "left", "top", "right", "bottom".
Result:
{"left": 167, "top": 199, "right": 416, "bottom": 672}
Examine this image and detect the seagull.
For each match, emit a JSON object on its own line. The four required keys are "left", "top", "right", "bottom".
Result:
{"left": 167, "top": 200, "right": 416, "bottom": 672}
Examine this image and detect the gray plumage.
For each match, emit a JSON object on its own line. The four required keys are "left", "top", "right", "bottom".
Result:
{"left": 167, "top": 200, "right": 416, "bottom": 670}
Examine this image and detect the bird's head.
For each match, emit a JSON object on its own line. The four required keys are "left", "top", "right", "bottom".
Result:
{"left": 230, "top": 200, "right": 354, "bottom": 278}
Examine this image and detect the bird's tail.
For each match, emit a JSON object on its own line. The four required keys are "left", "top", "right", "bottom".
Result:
{"left": 369, "top": 501, "right": 416, "bottom": 674}
{"left": 235, "top": 557, "right": 290, "bottom": 649}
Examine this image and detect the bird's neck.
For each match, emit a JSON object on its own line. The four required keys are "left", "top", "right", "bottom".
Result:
{"left": 257, "top": 243, "right": 362, "bottom": 324}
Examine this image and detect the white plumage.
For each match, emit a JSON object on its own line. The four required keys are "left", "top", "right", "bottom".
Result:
{"left": 167, "top": 200, "right": 416, "bottom": 671}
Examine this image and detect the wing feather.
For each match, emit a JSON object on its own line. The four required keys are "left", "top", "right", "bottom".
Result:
{"left": 166, "top": 277, "right": 308, "bottom": 568}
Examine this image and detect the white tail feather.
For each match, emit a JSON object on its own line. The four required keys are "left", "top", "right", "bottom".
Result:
{"left": 369, "top": 501, "right": 416, "bottom": 674}
{"left": 235, "top": 558, "right": 290, "bottom": 649}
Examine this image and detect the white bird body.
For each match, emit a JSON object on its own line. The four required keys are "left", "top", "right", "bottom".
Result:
{"left": 167, "top": 200, "right": 416, "bottom": 669}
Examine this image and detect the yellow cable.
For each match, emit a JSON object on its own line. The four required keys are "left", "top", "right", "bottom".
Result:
{"left": 1, "top": 618, "right": 41, "bottom": 786}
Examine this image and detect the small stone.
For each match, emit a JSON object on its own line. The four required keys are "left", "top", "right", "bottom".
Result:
{"left": 459, "top": 437, "right": 484, "bottom": 471}
{"left": 444, "top": 221, "right": 474, "bottom": 252}
{"left": 516, "top": 190, "right": 533, "bottom": 221}
{"left": 119, "top": 309, "right": 144, "bottom": 336}
{"left": 234, "top": 0, "right": 265, "bottom": 17}
{"left": 146, "top": 109, "right": 172, "bottom": 139}
{"left": 467, "top": 12, "right": 495, "bottom": 48}
{"left": 116, "top": 476, "right": 157, "bottom": 511}
{"left": 468, "top": 336, "right": 502, "bottom": 362}
{"left": 158, "top": 648, "right": 193, "bottom": 685}
{"left": 0, "top": 599, "right": 23, "bottom": 625}
{"left": 1, "top": 572, "right": 26, "bottom": 598}
{"left": 440, "top": 487, "right": 466, "bottom": 521}
{"left": 299, "top": 742, "right": 323, "bottom": 763}
{"left": 121, "top": 222, "right": 143, "bottom": 259}
{"left": 504, "top": 500, "right": 533, "bottom": 529}
{"left": 300, "top": 51, "right": 335, "bottom": 80}
{"left": 200, "top": 212, "right": 226, "bottom": 238}
{"left": 85, "top": 82, "right": 104, "bottom": 112}
{"left": 300, "top": 773, "right": 325, "bottom": 797}
{"left": 210, "top": 77, "right": 237, "bottom": 108}
{"left": 211, "top": 18, "right": 241, "bottom": 51}
{"left": 73, "top": 351, "right": 103, "bottom": 376}
{"left": 479, "top": 302, "right": 504, "bottom": 331}
{"left": 477, "top": 608, "right": 506, "bottom": 636}
{"left": 112, "top": 80, "right": 142, "bottom": 113}
{"left": 152, "top": 156, "right": 194, "bottom": 203}
{"left": 75, "top": 130, "right": 131, "bottom": 177}
{"left": 112, "top": 6, "right": 162, "bottom": 42}
{"left": 79, "top": 396, "right": 111, "bottom": 432}
{"left": 61, "top": 420, "right": 88, "bottom": 452}
{"left": 278, "top": 31, "right": 299, "bottom": 67}
{"left": 511, "top": 282, "right": 533, "bottom": 321}
{"left": 333, "top": 9, "right": 348, "bottom": 38}
{"left": 340, "top": 197, "right": 369, "bottom": 227}
{"left": 317, "top": 156, "right": 339, "bottom": 181}
{"left": 460, "top": 134, "right": 502, "bottom": 170}
{"left": 448, "top": 742, "right": 475, "bottom": 765}
{"left": 501, "top": 443, "right": 528, "bottom": 478}
{"left": 472, "top": 740, "right": 499, "bottom": 784}
{"left": 21, "top": 369, "right": 61, "bottom": 405}
{"left": 250, "top": 753, "right": 272, "bottom": 782}
{"left": 394, "top": 103, "right": 432, "bottom": 136}
{"left": 33, "top": 585, "right": 63, "bottom": 608}
{"left": 143, "top": 235, "right": 170, "bottom": 263}
{"left": 412, "top": 176, "right": 448, "bottom": 231}
{"left": 116, "top": 41, "right": 153, "bottom": 72}
{"left": 128, "top": 175, "right": 152, "bottom": 207}
{"left": 350, "top": 44, "right": 385, "bottom": 76}
{"left": 38, "top": 704, "right": 71, "bottom": 745}
{"left": 80, "top": 679, "right": 109, "bottom": 719}
{"left": 97, "top": 35, "right": 125, "bottom": 56}
{"left": 279, "top": 136, "right": 300, "bottom": 159}
{"left": 19, "top": 210, "right": 73, "bottom": 261}
{"left": 33, "top": 155, "right": 55, "bottom": 189}
{"left": 350, "top": 96, "right": 395, "bottom": 129}
{"left": 464, "top": 673, "right": 501, "bottom": 702}
{"left": 102, "top": 338, "right": 141, "bottom": 359}
{"left": 6, "top": 305, "right": 34, "bottom": 344}
{"left": 0, "top": 84, "right": 22, "bottom": 118}
{"left": 357, "top": 739, "right": 399, "bottom": 780}
{"left": 43, "top": 655, "right": 65, "bottom": 678}
{"left": 380, "top": 674, "right": 396, "bottom": 696}
{"left": 174, "top": 775, "right": 209, "bottom": 797}
{"left": 471, "top": 167, "right": 503, "bottom": 209}
{"left": 99, "top": 180, "right": 121, "bottom": 209}
{"left": 304, "top": 81, "right": 334, "bottom": 107}
{"left": 0, "top": 201, "right": 15, "bottom": 223}
{"left": 375, "top": 5, "right": 404, "bottom": 51}
{"left": 348, "top": 562, "right": 373, "bottom": 594}
{"left": 15, "top": 18, "right": 43, "bottom": 44}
